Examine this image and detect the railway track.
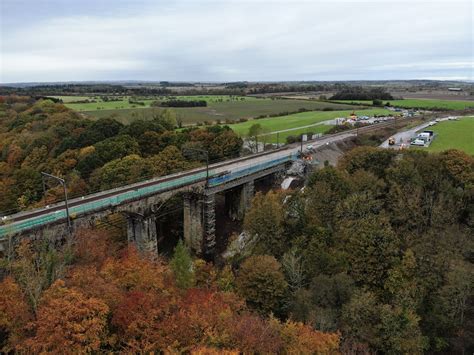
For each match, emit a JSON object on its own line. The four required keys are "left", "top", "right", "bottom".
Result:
{"left": 0, "top": 117, "right": 409, "bottom": 234}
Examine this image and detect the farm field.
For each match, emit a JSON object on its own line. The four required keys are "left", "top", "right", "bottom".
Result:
{"left": 62, "top": 97, "right": 157, "bottom": 111}
{"left": 58, "top": 95, "right": 359, "bottom": 125}
{"left": 332, "top": 99, "right": 474, "bottom": 110}
{"left": 424, "top": 117, "right": 474, "bottom": 155}
{"left": 256, "top": 124, "right": 332, "bottom": 144}
{"left": 51, "top": 95, "right": 92, "bottom": 103}
{"left": 229, "top": 109, "right": 392, "bottom": 143}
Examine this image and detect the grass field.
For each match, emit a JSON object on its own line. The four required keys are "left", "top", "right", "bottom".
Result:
{"left": 424, "top": 117, "right": 474, "bottom": 155}
{"left": 227, "top": 108, "right": 392, "bottom": 136}
{"left": 57, "top": 95, "right": 361, "bottom": 125}
{"left": 333, "top": 99, "right": 474, "bottom": 110}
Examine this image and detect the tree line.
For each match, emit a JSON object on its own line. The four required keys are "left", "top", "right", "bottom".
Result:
{"left": 330, "top": 86, "right": 394, "bottom": 100}
{"left": 153, "top": 99, "right": 208, "bottom": 108}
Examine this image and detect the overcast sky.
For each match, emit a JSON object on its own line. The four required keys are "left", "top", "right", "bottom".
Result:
{"left": 1, "top": 0, "right": 473, "bottom": 83}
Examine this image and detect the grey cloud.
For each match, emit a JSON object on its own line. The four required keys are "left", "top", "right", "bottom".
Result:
{"left": 1, "top": 0, "right": 472, "bottom": 82}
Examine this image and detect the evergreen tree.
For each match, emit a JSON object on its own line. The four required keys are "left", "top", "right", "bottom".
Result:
{"left": 170, "top": 240, "right": 194, "bottom": 289}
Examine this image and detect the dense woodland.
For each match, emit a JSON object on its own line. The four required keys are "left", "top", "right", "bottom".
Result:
{"left": 0, "top": 93, "right": 473, "bottom": 353}
{"left": 241, "top": 147, "right": 473, "bottom": 353}
{"left": 330, "top": 87, "right": 394, "bottom": 100}
{"left": 0, "top": 146, "right": 472, "bottom": 353}
{"left": 0, "top": 96, "right": 242, "bottom": 214}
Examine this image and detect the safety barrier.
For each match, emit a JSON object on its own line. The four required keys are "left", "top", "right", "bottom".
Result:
{"left": 0, "top": 171, "right": 210, "bottom": 238}
{"left": 0, "top": 153, "right": 298, "bottom": 238}
{"left": 208, "top": 153, "right": 297, "bottom": 187}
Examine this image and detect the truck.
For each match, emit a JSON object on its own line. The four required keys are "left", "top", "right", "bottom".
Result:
{"left": 416, "top": 130, "right": 434, "bottom": 143}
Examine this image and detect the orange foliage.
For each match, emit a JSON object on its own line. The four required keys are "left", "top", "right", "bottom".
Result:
{"left": 229, "top": 313, "right": 284, "bottom": 353}
{"left": 193, "top": 259, "right": 218, "bottom": 289}
{"left": 73, "top": 228, "right": 118, "bottom": 267}
{"left": 163, "top": 288, "right": 245, "bottom": 350}
{"left": 277, "top": 320, "right": 341, "bottom": 354}
{"left": 100, "top": 246, "right": 169, "bottom": 292}
{"left": 21, "top": 280, "right": 109, "bottom": 354}
{"left": 0, "top": 276, "right": 31, "bottom": 352}
{"left": 112, "top": 290, "right": 174, "bottom": 352}
{"left": 3, "top": 224, "right": 340, "bottom": 354}
{"left": 66, "top": 265, "right": 123, "bottom": 311}
{"left": 191, "top": 346, "right": 239, "bottom": 354}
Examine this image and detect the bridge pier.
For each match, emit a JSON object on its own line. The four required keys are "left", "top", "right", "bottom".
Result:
{"left": 183, "top": 194, "right": 204, "bottom": 254}
{"left": 225, "top": 181, "right": 254, "bottom": 221}
{"left": 126, "top": 214, "right": 158, "bottom": 257}
{"left": 183, "top": 192, "right": 217, "bottom": 258}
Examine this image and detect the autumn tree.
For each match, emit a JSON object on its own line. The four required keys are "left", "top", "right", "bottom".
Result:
{"left": 90, "top": 154, "right": 152, "bottom": 190}
{"left": 9, "top": 239, "right": 72, "bottom": 311}
{"left": 236, "top": 255, "right": 288, "bottom": 315}
{"left": 100, "top": 246, "right": 167, "bottom": 292}
{"left": 243, "top": 191, "right": 286, "bottom": 257}
{"left": 335, "top": 193, "right": 400, "bottom": 290}
{"left": 22, "top": 280, "right": 109, "bottom": 354}
{"left": 164, "top": 288, "right": 244, "bottom": 350}
{"left": 305, "top": 167, "right": 350, "bottom": 230}
{"left": 338, "top": 146, "right": 396, "bottom": 178}
{"left": 0, "top": 277, "right": 31, "bottom": 352}
{"left": 112, "top": 290, "right": 172, "bottom": 352}
{"left": 277, "top": 319, "right": 340, "bottom": 354}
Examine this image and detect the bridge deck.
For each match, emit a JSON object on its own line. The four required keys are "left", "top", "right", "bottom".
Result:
{"left": 0, "top": 118, "right": 386, "bottom": 239}
{"left": 0, "top": 147, "right": 304, "bottom": 238}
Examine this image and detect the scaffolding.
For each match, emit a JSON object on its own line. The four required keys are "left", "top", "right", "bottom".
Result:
{"left": 203, "top": 194, "right": 216, "bottom": 255}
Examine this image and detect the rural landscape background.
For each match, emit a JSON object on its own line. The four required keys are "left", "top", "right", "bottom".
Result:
{"left": 0, "top": 0, "right": 473, "bottom": 354}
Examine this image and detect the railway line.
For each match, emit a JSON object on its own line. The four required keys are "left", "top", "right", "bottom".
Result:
{"left": 0, "top": 118, "right": 407, "bottom": 238}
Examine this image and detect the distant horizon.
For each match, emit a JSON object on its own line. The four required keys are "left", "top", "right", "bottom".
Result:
{"left": 2, "top": 78, "right": 473, "bottom": 86}
{"left": 1, "top": 0, "right": 472, "bottom": 83}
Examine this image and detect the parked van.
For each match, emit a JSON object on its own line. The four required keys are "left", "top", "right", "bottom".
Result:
{"left": 411, "top": 139, "right": 425, "bottom": 146}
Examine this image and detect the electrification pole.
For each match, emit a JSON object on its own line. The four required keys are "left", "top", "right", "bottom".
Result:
{"left": 41, "top": 172, "right": 72, "bottom": 235}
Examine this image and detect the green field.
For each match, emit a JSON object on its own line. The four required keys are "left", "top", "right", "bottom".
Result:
{"left": 424, "top": 117, "right": 474, "bottom": 155}
{"left": 227, "top": 108, "right": 392, "bottom": 136}
{"left": 57, "top": 95, "right": 360, "bottom": 125}
{"left": 333, "top": 99, "right": 474, "bottom": 110}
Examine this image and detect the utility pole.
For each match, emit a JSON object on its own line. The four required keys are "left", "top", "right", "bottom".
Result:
{"left": 183, "top": 148, "right": 209, "bottom": 187}
{"left": 276, "top": 132, "right": 279, "bottom": 148}
{"left": 41, "top": 172, "right": 72, "bottom": 235}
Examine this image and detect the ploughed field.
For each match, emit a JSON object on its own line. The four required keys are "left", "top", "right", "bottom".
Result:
{"left": 424, "top": 117, "right": 474, "bottom": 155}
{"left": 332, "top": 99, "right": 474, "bottom": 110}
{"left": 54, "top": 95, "right": 360, "bottom": 125}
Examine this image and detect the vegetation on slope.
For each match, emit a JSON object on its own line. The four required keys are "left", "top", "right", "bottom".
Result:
{"left": 242, "top": 147, "right": 473, "bottom": 353}
{"left": 0, "top": 230, "right": 339, "bottom": 353}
